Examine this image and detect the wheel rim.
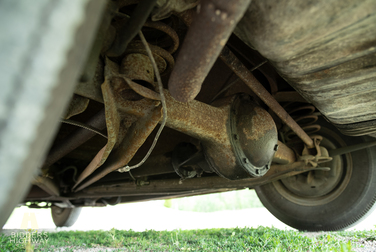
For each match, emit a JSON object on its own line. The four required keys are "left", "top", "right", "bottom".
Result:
{"left": 273, "top": 127, "right": 353, "bottom": 206}
{"left": 52, "top": 206, "right": 65, "bottom": 216}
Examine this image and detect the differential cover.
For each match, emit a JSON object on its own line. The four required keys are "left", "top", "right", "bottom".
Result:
{"left": 203, "top": 94, "right": 278, "bottom": 179}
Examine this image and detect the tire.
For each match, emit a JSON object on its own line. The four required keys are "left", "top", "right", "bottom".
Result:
{"left": 51, "top": 206, "right": 82, "bottom": 227}
{"left": 256, "top": 124, "right": 376, "bottom": 231}
{"left": 0, "top": 1, "right": 105, "bottom": 227}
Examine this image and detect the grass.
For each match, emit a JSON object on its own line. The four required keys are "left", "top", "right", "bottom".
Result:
{"left": 2, "top": 227, "right": 374, "bottom": 252}
{"left": 164, "top": 189, "right": 264, "bottom": 212}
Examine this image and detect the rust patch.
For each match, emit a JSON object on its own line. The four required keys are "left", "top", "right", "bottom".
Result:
{"left": 220, "top": 46, "right": 315, "bottom": 148}
{"left": 168, "top": 0, "right": 251, "bottom": 102}
{"left": 241, "top": 107, "right": 276, "bottom": 141}
{"left": 120, "top": 53, "right": 154, "bottom": 85}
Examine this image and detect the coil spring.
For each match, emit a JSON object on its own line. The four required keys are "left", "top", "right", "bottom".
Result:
{"left": 282, "top": 102, "right": 321, "bottom": 143}
{"left": 113, "top": 0, "right": 179, "bottom": 76}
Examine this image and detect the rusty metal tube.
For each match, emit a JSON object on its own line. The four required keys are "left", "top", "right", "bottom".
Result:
{"left": 43, "top": 109, "right": 106, "bottom": 168}
{"left": 272, "top": 141, "right": 296, "bottom": 165}
{"left": 111, "top": 88, "right": 298, "bottom": 166}
{"left": 219, "top": 47, "right": 315, "bottom": 148}
{"left": 168, "top": 0, "right": 251, "bottom": 102}
{"left": 32, "top": 176, "right": 60, "bottom": 197}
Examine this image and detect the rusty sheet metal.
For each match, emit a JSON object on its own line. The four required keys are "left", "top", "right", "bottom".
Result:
{"left": 74, "top": 107, "right": 162, "bottom": 191}
{"left": 72, "top": 161, "right": 320, "bottom": 198}
{"left": 43, "top": 109, "right": 107, "bottom": 168}
{"left": 219, "top": 46, "right": 315, "bottom": 149}
{"left": 272, "top": 141, "right": 296, "bottom": 165}
{"left": 100, "top": 78, "right": 121, "bottom": 160}
{"left": 72, "top": 78, "right": 135, "bottom": 189}
{"left": 168, "top": 0, "right": 251, "bottom": 102}
{"left": 73, "top": 58, "right": 159, "bottom": 189}
{"left": 125, "top": 78, "right": 161, "bottom": 100}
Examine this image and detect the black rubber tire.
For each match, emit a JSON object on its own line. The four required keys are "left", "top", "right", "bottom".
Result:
{"left": 256, "top": 125, "right": 376, "bottom": 231}
{"left": 51, "top": 206, "right": 82, "bottom": 227}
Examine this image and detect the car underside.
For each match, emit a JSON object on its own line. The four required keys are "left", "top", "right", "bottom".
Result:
{"left": 2, "top": 0, "right": 376, "bottom": 231}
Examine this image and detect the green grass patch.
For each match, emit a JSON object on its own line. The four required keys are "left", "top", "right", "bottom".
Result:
{"left": 2, "top": 227, "right": 373, "bottom": 251}
{"left": 164, "top": 189, "right": 264, "bottom": 212}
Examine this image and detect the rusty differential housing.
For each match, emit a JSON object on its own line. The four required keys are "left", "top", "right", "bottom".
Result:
{"left": 203, "top": 94, "right": 278, "bottom": 180}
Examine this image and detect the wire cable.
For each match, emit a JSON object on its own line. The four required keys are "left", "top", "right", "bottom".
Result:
{"left": 117, "top": 31, "right": 167, "bottom": 172}
{"left": 60, "top": 119, "right": 108, "bottom": 139}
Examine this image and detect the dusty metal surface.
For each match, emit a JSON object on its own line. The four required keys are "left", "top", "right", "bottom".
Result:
{"left": 235, "top": 0, "right": 376, "bottom": 136}
{"left": 219, "top": 46, "right": 315, "bottom": 148}
{"left": 168, "top": 0, "right": 251, "bottom": 102}
{"left": 43, "top": 109, "right": 107, "bottom": 169}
